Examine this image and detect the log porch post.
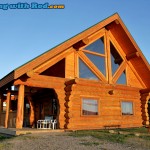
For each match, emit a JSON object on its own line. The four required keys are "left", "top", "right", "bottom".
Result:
{"left": 16, "top": 85, "right": 25, "bottom": 129}
{"left": 5, "top": 90, "right": 11, "bottom": 128}
{"left": 26, "top": 95, "right": 35, "bottom": 128}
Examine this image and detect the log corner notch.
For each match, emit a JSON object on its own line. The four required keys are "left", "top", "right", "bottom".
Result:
{"left": 126, "top": 51, "right": 140, "bottom": 61}
{"left": 140, "top": 90, "right": 150, "bottom": 126}
{"left": 73, "top": 37, "right": 89, "bottom": 50}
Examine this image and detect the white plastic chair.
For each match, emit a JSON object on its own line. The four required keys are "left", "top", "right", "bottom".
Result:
{"left": 45, "top": 116, "right": 53, "bottom": 129}
{"left": 51, "top": 119, "right": 57, "bottom": 130}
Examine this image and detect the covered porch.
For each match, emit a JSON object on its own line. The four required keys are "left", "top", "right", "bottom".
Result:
{"left": 0, "top": 75, "right": 67, "bottom": 130}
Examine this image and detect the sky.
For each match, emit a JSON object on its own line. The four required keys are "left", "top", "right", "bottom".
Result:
{"left": 0, "top": 0, "right": 150, "bottom": 79}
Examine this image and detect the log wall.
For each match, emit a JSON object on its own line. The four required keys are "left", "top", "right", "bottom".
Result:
{"left": 127, "top": 66, "right": 144, "bottom": 88}
{"left": 0, "top": 112, "right": 16, "bottom": 128}
{"left": 65, "top": 52, "right": 75, "bottom": 79}
{"left": 65, "top": 79, "right": 143, "bottom": 130}
{"left": 0, "top": 112, "right": 5, "bottom": 127}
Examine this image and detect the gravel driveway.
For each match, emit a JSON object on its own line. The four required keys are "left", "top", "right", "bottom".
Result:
{"left": 0, "top": 132, "right": 149, "bottom": 150}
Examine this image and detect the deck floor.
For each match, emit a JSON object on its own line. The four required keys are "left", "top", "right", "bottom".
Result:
{"left": 0, "top": 127, "right": 64, "bottom": 136}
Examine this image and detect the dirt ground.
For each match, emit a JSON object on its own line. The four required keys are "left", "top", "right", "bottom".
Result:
{"left": 0, "top": 132, "right": 150, "bottom": 150}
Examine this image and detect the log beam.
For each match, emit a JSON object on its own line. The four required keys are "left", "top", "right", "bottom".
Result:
{"left": 126, "top": 52, "right": 140, "bottom": 60}
{"left": 26, "top": 70, "right": 35, "bottom": 77}
{"left": 73, "top": 38, "right": 89, "bottom": 50}
{"left": 115, "top": 19, "right": 120, "bottom": 25}
{"left": 140, "top": 89, "right": 150, "bottom": 94}
{"left": 14, "top": 76, "right": 66, "bottom": 89}
{"left": 16, "top": 85, "right": 25, "bottom": 129}
{"left": 5, "top": 90, "right": 11, "bottom": 128}
{"left": 3, "top": 90, "right": 30, "bottom": 95}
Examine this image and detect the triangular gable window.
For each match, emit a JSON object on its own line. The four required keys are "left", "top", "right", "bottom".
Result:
{"left": 79, "top": 58, "right": 99, "bottom": 80}
{"left": 84, "top": 52, "right": 106, "bottom": 76}
{"left": 84, "top": 37, "right": 104, "bottom": 54}
{"left": 110, "top": 42, "right": 123, "bottom": 75}
{"left": 116, "top": 70, "right": 127, "bottom": 85}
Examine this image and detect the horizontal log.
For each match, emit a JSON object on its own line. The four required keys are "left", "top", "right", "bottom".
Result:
{"left": 126, "top": 52, "right": 140, "bottom": 60}
{"left": 26, "top": 70, "right": 35, "bottom": 77}
{"left": 64, "top": 85, "right": 73, "bottom": 92}
{"left": 31, "top": 75, "right": 67, "bottom": 83}
{"left": 65, "top": 79, "right": 76, "bottom": 86}
{"left": 64, "top": 102, "right": 69, "bottom": 108}
{"left": 73, "top": 37, "right": 89, "bottom": 50}
{"left": 140, "top": 88, "right": 150, "bottom": 94}
{"left": 76, "top": 80, "right": 140, "bottom": 91}
{"left": 64, "top": 113, "right": 72, "bottom": 119}
{"left": 14, "top": 78, "right": 65, "bottom": 89}
{"left": 115, "top": 19, "right": 120, "bottom": 25}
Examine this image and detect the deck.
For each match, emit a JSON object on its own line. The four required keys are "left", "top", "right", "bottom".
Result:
{"left": 0, "top": 127, "right": 64, "bottom": 136}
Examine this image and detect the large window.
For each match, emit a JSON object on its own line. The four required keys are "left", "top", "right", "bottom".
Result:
{"left": 110, "top": 42, "right": 123, "bottom": 75}
{"left": 79, "top": 36, "right": 106, "bottom": 80}
{"left": 121, "top": 101, "right": 133, "bottom": 115}
{"left": 78, "top": 31, "right": 128, "bottom": 85}
{"left": 116, "top": 70, "right": 127, "bottom": 84}
{"left": 82, "top": 98, "right": 98, "bottom": 115}
{"left": 79, "top": 59, "right": 99, "bottom": 80}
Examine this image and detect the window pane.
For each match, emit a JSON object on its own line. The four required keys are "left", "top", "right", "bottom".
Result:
{"left": 79, "top": 58, "right": 99, "bottom": 80}
{"left": 82, "top": 98, "right": 98, "bottom": 115}
{"left": 110, "top": 42, "right": 123, "bottom": 75}
{"left": 84, "top": 37, "right": 105, "bottom": 54}
{"left": 116, "top": 70, "right": 127, "bottom": 85}
{"left": 85, "top": 52, "right": 106, "bottom": 76}
{"left": 121, "top": 102, "right": 133, "bottom": 115}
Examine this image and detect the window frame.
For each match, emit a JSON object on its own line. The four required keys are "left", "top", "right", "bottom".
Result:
{"left": 121, "top": 101, "right": 134, "bottom": 116}
{"left": 77, "top": 31, "right": 108, "bottom": 81}
{"left": 107, "top": 33, "right": 127, "bottom": 85}
{"left": 76, "top": 28, "right": 129, "bottom": 86}
{"left": 81, "top": 97, "right": 100, "bottom": 116}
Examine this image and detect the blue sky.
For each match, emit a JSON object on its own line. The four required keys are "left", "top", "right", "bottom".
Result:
{"left": 0, "top": 0, "right": 150, "bottom": 79}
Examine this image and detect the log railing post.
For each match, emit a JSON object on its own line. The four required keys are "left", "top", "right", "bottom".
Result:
{"left": 16, "top": 85, "right": 25, "bottom": 129}
{"left": 5, "top": 90, "right": 11, "bottom": 128}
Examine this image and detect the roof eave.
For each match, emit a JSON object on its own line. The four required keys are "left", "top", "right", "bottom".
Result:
{"left": 0, "top": 71, "right": 15, "bottom": 88}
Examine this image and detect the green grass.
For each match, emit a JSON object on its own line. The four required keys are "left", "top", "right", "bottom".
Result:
{"left": 0, "top": 135, "right": 12, "bottom": 150}
{"left": 118, "top": 127, "right": 147, "bottom": 133}
{"left": 0, "top": 135, "right": 11, "bottom": 141}
{"left": 0, "top": 143, "right": 11, "bottom": 150}
{"left": 80, "top": 141, "right": 100, "bottom": 146}
{"left": 69, "top": 127, "right": 150, "bottom": 144}
{"left": 139, "top": 135, "right": 150, "bottom": 140}
{"left": 16, "top": 135, "right": 39, "bottom": 140}
{"left": 69, "top": 130, "right": 132, "bottom": 143}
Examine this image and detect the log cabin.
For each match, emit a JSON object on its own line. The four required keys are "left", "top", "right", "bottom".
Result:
{"left": 0, "top": 13, "right": 150, "bottom": 130}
